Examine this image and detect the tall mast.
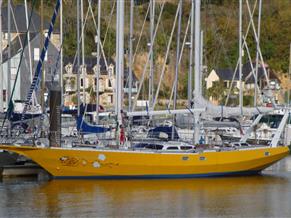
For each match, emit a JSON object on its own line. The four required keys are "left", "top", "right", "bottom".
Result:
{"left": 239, "top": 0, "right": 243, "bottom": 115}
{"left": 77, "top": 0, "right": 81, "bottom": 116}
{"left": 7, "top": 0, "right": 11, "bottom": 109}
{"left": 194, "top": 0, "right": 201, "bottom": 144}
{"left": 148, "top": 0, "right": 155, "bottom": 109}
{"left": 24, "top": 0, "right": 34, "bottom": 106}
{"left": 96, "top": 0, "right": 101, "bottom": 123}
{"left": 194, "top": 0, "right": 201, "bottom": 99}
{"left": 41, "top": 0, "right": 45, "bottom": 111}
{"left": 60, "top": 0, "right": 63, "bottom": 105}
{"left": 128, "top": 0, "right": 134, "bottom": 112}
{"left": 288, "top": 43, "right": 291, "bottom": 105}
{"left": 254, "top": 0, "right": 262, "bottom": 106}
{"left": 116, "top": 0, "right": 124, "bottom": 123}
{"left": 188, "top": 0, "right": 194, "bottom": 107}
{"left": 200, "top": 30, "right": 203, "bottom": 95}
{"left": 0, "top": 0, "right": 3, "bottom": 112}
{"left": 173, "top": 0, "right": 182, "bottom": 110}
{"left": 81, "top": 0, "right": 86, "bottom": 104}
{"left": 172, "top": 0, "right": 182, "bottom": 140}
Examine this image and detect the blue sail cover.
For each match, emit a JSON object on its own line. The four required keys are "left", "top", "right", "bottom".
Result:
{"left": 147, "top": 126, "right": 179, "bottom": 140}
{"left": 76, "top": 115, "right": 111, "bottom": 134}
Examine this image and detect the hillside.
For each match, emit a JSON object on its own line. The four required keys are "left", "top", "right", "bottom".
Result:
{"left": 8, "top": 0, "right": 291, "bottom": 101}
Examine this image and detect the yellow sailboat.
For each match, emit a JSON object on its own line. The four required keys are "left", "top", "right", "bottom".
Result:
{"left": 1, "top": 0, "right": 289, "bottom": 180}
{"left": 0, "top": 145, "right": 289, "bottom": 179}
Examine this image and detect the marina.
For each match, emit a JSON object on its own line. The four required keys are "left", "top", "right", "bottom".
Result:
{"left": 1, "top": 0, "right": 291, "bottom": 217}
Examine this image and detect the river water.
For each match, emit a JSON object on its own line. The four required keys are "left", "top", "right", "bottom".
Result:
{"left": 1, "top": 156, "right": 291, "bottom": 218}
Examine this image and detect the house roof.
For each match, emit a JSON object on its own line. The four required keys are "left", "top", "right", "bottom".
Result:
{"left": 215, "top": 61, "right": 278, "bottom": 84}
{"left": 1, "top": 4, "right": 57, "bottom": 33}
{"left": 2, "top": 33, "right": 38, "bottom": 63}
{"left": 215, "top": 69, "right": 239, "bottom": 81}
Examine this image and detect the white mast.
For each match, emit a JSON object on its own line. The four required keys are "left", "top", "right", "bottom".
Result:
{"left": 239, "top": 0, "right": 243, "bottom": 115}
{"left": 95, "top": 0, "right": 101, "bottom": 123}
{"left": 172, "top": 0, "right": 182, "bottom": 140}
{"left": 200, "top": 30, "right": 203, "bottom": 96}
{"left": 254, "top": 0, "right": 262, "bottom": 106}
{"left": 81, "top": 0, "right": 86, "bottom": 104}
{"left": 188, "top": 0, "right": 194, "bottom": 107}
{"left": 116, "top": 0, "right": 124, "bottom": 124}
{"left": 60, "top": 0, "right": 63, "bottom": 105}
{"left": 77, "top": 0, "right": 81, "bottom": 116}
{"left": 7, "top": 0, "right": 11, "bottom": 108}
{"left": 173, "top": 0, "right": 182, "bottom": 110}
{"left": 289, "top": 43, "right": 291, "bottom": 105}
{"left": 0, "top": 0, "right": 3, "bottom": 112}
{"left": 149, "top": 0, "right": 155, "bottom": 109}
{"left": 194, "top": 0, "right": 201, "bottom": 144}
{"left": 24, "top": 0, "right": 34, "bottom": 106}
{"left": 128, "top": 0, "right": 134, "bottom": 112}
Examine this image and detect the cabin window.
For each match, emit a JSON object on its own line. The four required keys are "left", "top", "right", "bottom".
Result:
{"left": 180, "top": 146, "right": 193, "bottom": 150}
{"left": 167, "top": 146, "right": 179, "bottom": 150}
{"left": 145, "top": 144, "right": 163, "bottom": 150}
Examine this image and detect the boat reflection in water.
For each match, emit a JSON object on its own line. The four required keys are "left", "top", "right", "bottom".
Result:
{"left": 0, "top": 156, "right": 291, "bottom": 217}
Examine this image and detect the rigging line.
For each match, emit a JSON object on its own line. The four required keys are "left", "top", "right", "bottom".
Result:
{"left": 132, "top": 2, "right": 150, "bottom": 64}
{"left": 102, "top": 0, "right": 116, "bottom": 46}
{"left": 245, "top": 0, "right": 271, "bottom": 88}
{"left": 68, "top": 1, "right": 91, "bottom": 85}
{"left": 10, "top": 4, "right": 32, "bottom": 81}
{"left": 20, "top": 0, "right": 61, "bottom": 124}
{"left": 132, "top": 0, "right": 166, "bottom": 111}
{"left": 157, "top": 3, "right": 171, "bottom": 53}
{"left": 24, "top": 0, "right": 37, "bottom": 106}
{"left": 207, "top": 3, "right": 237, "bottom": 70}
{"left": 224, "top": 0, "right": 258, "bottom": 106}
{"left": 87, "top": 0, "right": 108, "bottom": 70}
{"left": 44, "top": 42, "right": 63, "bottom": 110}
{"left": 242, "top": 36, "right": 263, "bottom": 98}
{"left": 0, "top": 0, "right": 37, "bottom": 132}
{"left": 168, "top": 10, "right": 191, "bottom": 109}
{"left": 152, "top": 2, "right": 180, "bottom": 110}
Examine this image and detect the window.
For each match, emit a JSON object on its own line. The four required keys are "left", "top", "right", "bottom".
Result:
{"left": 145, "top": 144, "right": 163, "bottom": 150}
{"left": 108, "top": 79, "right": 112, "bottom": 88}
{"left": 11, "top": 68, "right": 17, "bottom": 80}
{"left": 94, "top": 78, "right": 97, "bottom": 86}
{"left": 3, "top": 90, "right": 6, "bottom": 102}
{"left": 34, "top": 48, "right": 40, "bottom": 61}
{"left": 107, "top": 95, "right": 114, "bottom": 104}
{"left": 180, "top": 146, "right": 193, "bottom": 150}
{"left": 167, "top": 146, "right": 179, "bottom": 150}
{"left": 80, "top": 78, "right": 84, "bottom": 87}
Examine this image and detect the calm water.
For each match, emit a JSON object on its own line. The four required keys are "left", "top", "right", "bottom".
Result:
{"left": 1, "top": 156, "right": 291, "bottom": 218}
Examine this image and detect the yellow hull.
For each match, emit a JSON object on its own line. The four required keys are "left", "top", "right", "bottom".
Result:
{"left": 0, "top": 145, "right": 289, "bottom": 179}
